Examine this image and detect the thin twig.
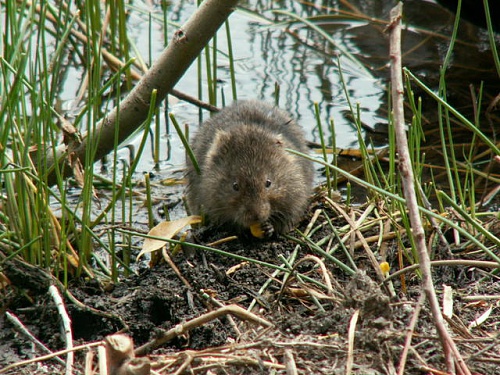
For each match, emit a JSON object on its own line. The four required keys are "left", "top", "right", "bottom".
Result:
{"left": 397, "top": 293, "right": 425, "bottom": 375}
{"left": 345, "top": 309, "right": 360, "bottom": 375}
{"left": 388, "top": 3, "right": 470, "bottom": 374}
{"left": 4, "top": 311, "right": 65, "bottom": 366}
{"left": 284, "top": 348, "right": 298, "bottom": 375}
{"left": 384, "top": 259, "right": 500, "bottom": 283}
{"left": 326, "top": 197, "right": 388, "bottom": 287}
{"left": 0, "top": 342, "right": 102, "bottom": 374}
{"left": 164, "top": 242, "right": 242, "bottom": 338}
{"left": 134, "top": 305, "right": 272, "bottom": 356}
{"left": 283, "top": 255, "right": 335, "bottom": 296}
{"left": 172, "top": 352, "right": 195, "bottom": 375}
{"left": 49, "top": 285, "right": 74, "bottom": 375}
{"left": 162, "top": 247, "right": 192, "bottom": 289}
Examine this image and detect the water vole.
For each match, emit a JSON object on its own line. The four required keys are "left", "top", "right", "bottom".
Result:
{"left": 185, "top": 100, "right": 314, "bottom": 238}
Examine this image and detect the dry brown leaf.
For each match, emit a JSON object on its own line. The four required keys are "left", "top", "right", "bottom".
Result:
{"left": 68, "top": 152, "right": 85, "bottom": 188}
{"left": 137, "top": 215, "right": 202, "bottom": 260}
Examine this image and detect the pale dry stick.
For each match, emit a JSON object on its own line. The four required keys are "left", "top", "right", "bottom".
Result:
{"left": 0, "top": 341, "right": 103, "bottom": 374}
{"left": 266, "top": 210, "right": 323, "bottom": 307}
{"left": 247, "top": 241, "right": 303, "bottom": 312}
{"left": 43, "top": 0, "right": 238, "bottom": 186}
{"left": 407, "top": 345, "right": 432, "bottom": 368}
{"left": 397, "top": 293, "right": 426, "bottom": 375}
{"left": 478, "top": 183, "right": 500, "bottom": 206}
{"left": 466, "top": 333, "right": 500, "bottom": 362}
{"left": 345, "top": 309, "right": 360, "bottom": 375}
{"left": 375, "top": 205, "right": 387, "bottom": 257}
{"left": 349, "top": 209, "right": 356, "bottom": 257}
{"left": 203, "top": 295, "right": 242, "bottom": 338}
{"left": 172, "top": 353, "right": 195, "bottom": 375}
{"left": 134, "top": 305, "right": 272, "bottom": 356}
{"left": 84, "top": 349, "right": 95, "bottom": 375}
{"left": 462, "top": 295, "right": 500, "bottom": 301}
{"left": 317, "top": 207, "right": 389, "bottom": 248}
{"left": 153, "top": 357, "right": 178, "bottom": 374}
{"left": 352, "top": 229, "right": 400, "bottom": 251}
{"left": 97, "top": 344, "right": 107, "bottom": 375}
{"left": 206, "top": 236, "right": 238, "bottom": 247}
{"left": 4, "top": 311, "right": 66, "bottom": 366}
{"left": 417, "top": 364, "right": 451, "bottom": 375}
{"left": 153, "top": 339, "right": 344, "bottom": 373}
{"left": 284, "top": 349, "right": 298, "bottom": 375}
{"left": 191, "top": 358, "right": 287, "bottom": 372}
{"left": 49, "top": 285, "right": 74, "bottom": 375}
{"left": 388, "top": 4, "right": 470, "bottom": 374}
{"left": 304, "top": 208, "right": 322, "bottom": 237}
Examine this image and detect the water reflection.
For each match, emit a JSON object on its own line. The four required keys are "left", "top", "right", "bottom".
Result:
{"left": 226, "top": 0, "right": 497, "bottom": 149}
{"left": 92, "top": 0, "right": 499, "bottom": 185}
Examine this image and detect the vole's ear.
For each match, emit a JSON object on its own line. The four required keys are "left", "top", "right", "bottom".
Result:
{"left": 274, "top": 134, "right": 284, "bottom": 147}
{"left": 206, "top": 130, "right": 231, "bottom": 165}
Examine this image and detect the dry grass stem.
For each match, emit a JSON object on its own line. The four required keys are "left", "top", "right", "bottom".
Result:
{"left": 345, "top": 309, "right": 359, "bottom": 375}
{"left": 134, "top": 305, "right": 272, "bottom": 356}
{"left": 49, "top": 285, "right": 74, "bottom": 375}
{"left": 326, "top": 197, "right": 387, "bottom": 285}
{"left": 4, "top": 312, "right": 65, "bottom": 366}
{"left": 0, "top": 342, "right": 103, "bottom": 374}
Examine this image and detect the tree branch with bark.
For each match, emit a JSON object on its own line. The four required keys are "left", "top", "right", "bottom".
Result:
{"left": 44, "top": 0, "right": 238, "bottom": 186}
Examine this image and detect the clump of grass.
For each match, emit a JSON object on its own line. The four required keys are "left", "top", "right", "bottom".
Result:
{"left": 265, "top": 0, "right": 500, "bottom": 280}
{"left": 0, "top": 0, "right": 154, "bottom": 283}
{"left": 1, "top": 0, "right": 243, "bottom": 285}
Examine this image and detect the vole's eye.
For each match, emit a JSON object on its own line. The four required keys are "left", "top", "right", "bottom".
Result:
{"left": 233, "top": 182, "right": 240, "bottom": 191}
{"left": 265, "top": 179, "right": 272, "bottom": 188}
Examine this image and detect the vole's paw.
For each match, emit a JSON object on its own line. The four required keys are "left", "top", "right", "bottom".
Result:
{"left": 249, "top": 221, "right": 275, "bottom": 239}
{"left": 261, "top": 221, "right": 275, "bottom": 238}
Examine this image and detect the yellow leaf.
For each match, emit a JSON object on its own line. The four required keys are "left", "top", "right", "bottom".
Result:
{"left": 137, "top": 215, "right": 202, "bottom": 260}
{"left": 250, "top": 223, "right": 265, "bottom": 238}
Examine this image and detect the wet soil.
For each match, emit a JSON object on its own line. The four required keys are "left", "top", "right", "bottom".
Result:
{"left": 2, "top": 196, "right": 500, "bottom": 374}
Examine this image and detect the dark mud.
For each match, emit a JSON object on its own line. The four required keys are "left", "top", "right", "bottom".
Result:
{"left": 2, "top": 197, "right": 500, "bottom": 374}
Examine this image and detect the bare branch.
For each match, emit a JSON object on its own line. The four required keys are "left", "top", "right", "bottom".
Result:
{"left": 44, "top": 0, "right": 238, "bottom": 186}
{"left": 388, "top": 3, "right": 470, "bottom": 374}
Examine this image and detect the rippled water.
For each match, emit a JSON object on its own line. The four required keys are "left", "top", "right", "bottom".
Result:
{"left": 85, "top": 0, "right": 496, "bottom": 177}
{"left": 55, "top": 0, "right": 499, "bottom": 220}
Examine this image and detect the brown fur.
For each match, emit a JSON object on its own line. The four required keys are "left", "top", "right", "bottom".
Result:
{"left": 185, "top": 100, "right": 314, "bottom": 237}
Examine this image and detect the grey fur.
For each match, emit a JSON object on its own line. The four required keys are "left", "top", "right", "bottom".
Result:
{"left": 185, "top": 100, "right": 314, "bottom": 237}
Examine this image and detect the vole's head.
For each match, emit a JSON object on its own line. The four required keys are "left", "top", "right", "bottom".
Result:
{"left": 201, "top": 125, "right": 302, "bottom": 235}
